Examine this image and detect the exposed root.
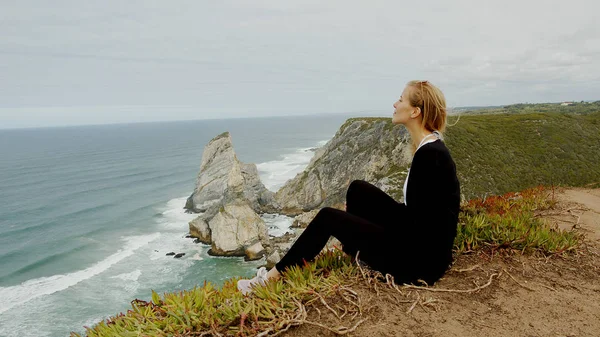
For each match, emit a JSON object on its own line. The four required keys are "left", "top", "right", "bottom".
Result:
{"left": 314, "top": 292, "right": 341, "bottom": 319}
{"left": 402, "top": 273, "right": 499, "bottom": 293}
{"left": 502, "top": 268, "right": 536, "bottom": 292}
{"left": 406, "top": 291, "right": 420, "bottom": 313}
{"left": 451, "top": 264, "right": 483, "bottom": 273}
{"left": 303, "top": 318, "right": 368, "bottom": 335}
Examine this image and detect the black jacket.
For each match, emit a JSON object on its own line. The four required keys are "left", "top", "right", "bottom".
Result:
{"left": 389, "top": 140, "right": 460, "bottom": 285}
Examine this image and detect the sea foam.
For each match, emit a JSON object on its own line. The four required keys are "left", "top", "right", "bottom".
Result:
{"left": 0, "top": 233, "right": 160, "bottom": 315}
{"left": 158, "top": 196, "right": 198, "bottom": 230}
{"left": 257, "top": 140, "right": 328, "bottom": 192}
{"left": 262, "top": 213, "right": 294, "bottom": 237}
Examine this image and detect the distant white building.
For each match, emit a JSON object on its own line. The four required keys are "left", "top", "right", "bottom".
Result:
{"left": 560, "top": 102, "right": 574, "bottom": 106}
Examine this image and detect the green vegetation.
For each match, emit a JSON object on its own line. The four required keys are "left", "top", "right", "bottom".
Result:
{"left": 214, "top": 131, "right": 230, "bottom": 140}
{"left": 455, "top": 186, "right": 581, "bottom": 254}
{"left": 445, "top": 111, "right": 600, "bottom": 199}
{"left": 460, "top": 101, "right": 600, "bottom": 115}
{"left": 73, "top": 251, "right": 361, "bottom": 337}
{"left": 74, "top": 186, "right": 581, "bottom": 337}
{"left": 338, "top": 117, "right": 391, "bottom": 135}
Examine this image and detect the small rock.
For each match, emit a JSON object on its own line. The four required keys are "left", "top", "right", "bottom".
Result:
{"left": 185, "top": 234, "right": 193, "bottom": 238}
{"left": 174, "top": 253, "right": 186, "bottom": 258}
{"left": 166, "top": 252, "right": 176, "bottom": 256}
{"left": 325, "top": 237, "right": 342, "bottom": 251}
{"left": 291, "top": 210, "right": 319, "bottom": 228}
{"left": 266, "top": 251, "right": 281, "bottom": 269}
{"left": 244, "top": 242, "right": 266, "bottom": 261}
{"left": 189, "top": 216, "right": 212, "bottom": 244}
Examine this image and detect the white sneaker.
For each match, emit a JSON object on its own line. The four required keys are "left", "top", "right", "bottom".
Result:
{"left": 237, "top": 267, "right": 268, "bottom": 295}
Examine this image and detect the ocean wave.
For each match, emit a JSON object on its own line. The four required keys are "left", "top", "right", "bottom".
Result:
{"left": 0, "top": 201, "right": 120, "bottom": 238}
{"left": 316, "top": 140, "right": 329, "bottom": 147}
{"left": 110, "top": 269, "right": 142, "bottom": 282}
{"left": 1, "top": 179, "right": 193, "bottom": 238}
{"left": 0, "top": 233, "right": 160, "bottom": 315}
{"left": 1, "top": 166, "right": 189, "bottom": 204}
{"left": 0, "top": 243, "right": 91, "bottom": 281}
{"left": 257, "top": 139, "right": 328, "bottom": 192}
{"left": 156, "top": 197, "right": 198, "bottom": 230}
{"left": 262, "top": 213, "right": 294, "bottom": 237}
{"left": 147, "top": 196, "right": 205, "bottom": 262}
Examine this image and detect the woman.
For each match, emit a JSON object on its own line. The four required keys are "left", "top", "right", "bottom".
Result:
{"left": 238, "top": 80, "right": 460, "bottom": 294}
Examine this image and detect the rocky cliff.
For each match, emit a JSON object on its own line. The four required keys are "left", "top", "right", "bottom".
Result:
{"left": 184, "top": 120, "right": 411, "bottom": 263}
{"left": 186, "top": 132, "right": 273, "bottom": 260}
{"left": 185, "top": 132, "right": 276, "bottom": 216}
{"left": 274, "top": 118, "right": 411, "bottom": 215}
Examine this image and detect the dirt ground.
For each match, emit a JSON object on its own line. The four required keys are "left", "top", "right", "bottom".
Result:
{"left": 283, "top": 188, "right": 600, "bottom": 337}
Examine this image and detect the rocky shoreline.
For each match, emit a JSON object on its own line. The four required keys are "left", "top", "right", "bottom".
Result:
{"left": 184, "top": 119, "right": 412, "bottom": 267}
{"left": 181, "top": 111, "right": 600, "bottom": 268}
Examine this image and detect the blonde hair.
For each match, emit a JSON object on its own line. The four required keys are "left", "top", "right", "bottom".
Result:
{"left": 405, "top": 80, "right": 447, "bottom": 134}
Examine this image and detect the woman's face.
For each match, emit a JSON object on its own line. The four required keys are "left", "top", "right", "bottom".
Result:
{"left": 392, "top": 86, "right": 416, "bottom": 125}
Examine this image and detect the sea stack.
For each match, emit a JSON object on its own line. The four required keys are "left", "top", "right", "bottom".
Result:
{"left": 185, "top": 132, "right": 277, "bottom": 215}
{"left": 186, "top": 132, "right": 275, "bottom": 260}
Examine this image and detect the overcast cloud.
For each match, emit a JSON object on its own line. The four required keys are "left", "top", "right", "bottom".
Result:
{"left": 1, "top": 0, "right": 598, "bottom": 128}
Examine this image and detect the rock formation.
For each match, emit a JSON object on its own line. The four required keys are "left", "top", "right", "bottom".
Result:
{"left": 186, "top": 132, "right": 273, "bottom": 260}
{"left": 291, "top": 209, "right": 319, "bottom": 228}
{"left": 204, "top": 203, "right": 268, "bottom": 258}
{"left": 187, "top": 119, "right": 411, "bottom": 261}
{"left": 274, "top": 118, "right": 411, "bottom": 215}
{"left": 185, "top": 132, "right": 276, "bottom": 216}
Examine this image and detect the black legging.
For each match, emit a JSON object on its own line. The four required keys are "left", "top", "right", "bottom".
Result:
{"left": 276, "top": 180, "right": 406, "bottom": 278}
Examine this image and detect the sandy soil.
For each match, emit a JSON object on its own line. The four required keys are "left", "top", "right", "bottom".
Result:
{"left": 283, "top": 188, "right": 600, "bottom": 337}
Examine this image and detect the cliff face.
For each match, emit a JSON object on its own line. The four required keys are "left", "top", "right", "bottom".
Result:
{"left": 185, "top": 132, "right": 276, "bottom": 215}
{"left": 274, "top": 118, "right": 411, "bottom": 215}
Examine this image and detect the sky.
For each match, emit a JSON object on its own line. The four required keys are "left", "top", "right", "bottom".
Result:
{"left": 1, "top": 0, "right": 599, "bottom": 129}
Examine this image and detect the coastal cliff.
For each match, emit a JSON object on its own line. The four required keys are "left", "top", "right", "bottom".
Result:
{"left": 81, "top": 105, "right": 600, "bottom": 337}
{"left": 275, "top": 118, "right": 411, "bottom": 215}
{"left": 186, "top": 111, "right": 600, "bottom": 261}
{"left": 277, "top": 111, "right": 600, "bottom": 212}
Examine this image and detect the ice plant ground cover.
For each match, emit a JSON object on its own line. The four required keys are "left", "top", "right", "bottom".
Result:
{"left": 455, "top": 186, "right": 581, "bottom": 254}
{"left": 72, "top": 186, "right": 581, "bottom": 337}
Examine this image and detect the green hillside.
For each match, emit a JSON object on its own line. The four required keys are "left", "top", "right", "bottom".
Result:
{"left": 445, "top": 111, "right": 600, "bottom": 199}
{"left": 459, "top": 101, "right": 600, "bottom": 115}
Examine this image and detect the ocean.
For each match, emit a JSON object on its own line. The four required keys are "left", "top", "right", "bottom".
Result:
{"left": 0, "top": 113, "right": 377, "bottom": 337}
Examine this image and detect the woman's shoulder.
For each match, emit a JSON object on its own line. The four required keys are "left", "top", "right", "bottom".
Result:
{"left": 414, "top": 140, "right": 454, "bottom": 163}
{"left": 417, "top": 139, "right": 450, "bottom": 155}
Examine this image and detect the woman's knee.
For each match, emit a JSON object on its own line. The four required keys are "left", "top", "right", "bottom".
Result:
{"left": 346, "top": 180, "right": 368, "bottom": 202}
{"left": 309, "top": 207, "right": 341, "bottom": 229}
{"left": 315, "top": 207, "right": 337, "bottom": 220}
